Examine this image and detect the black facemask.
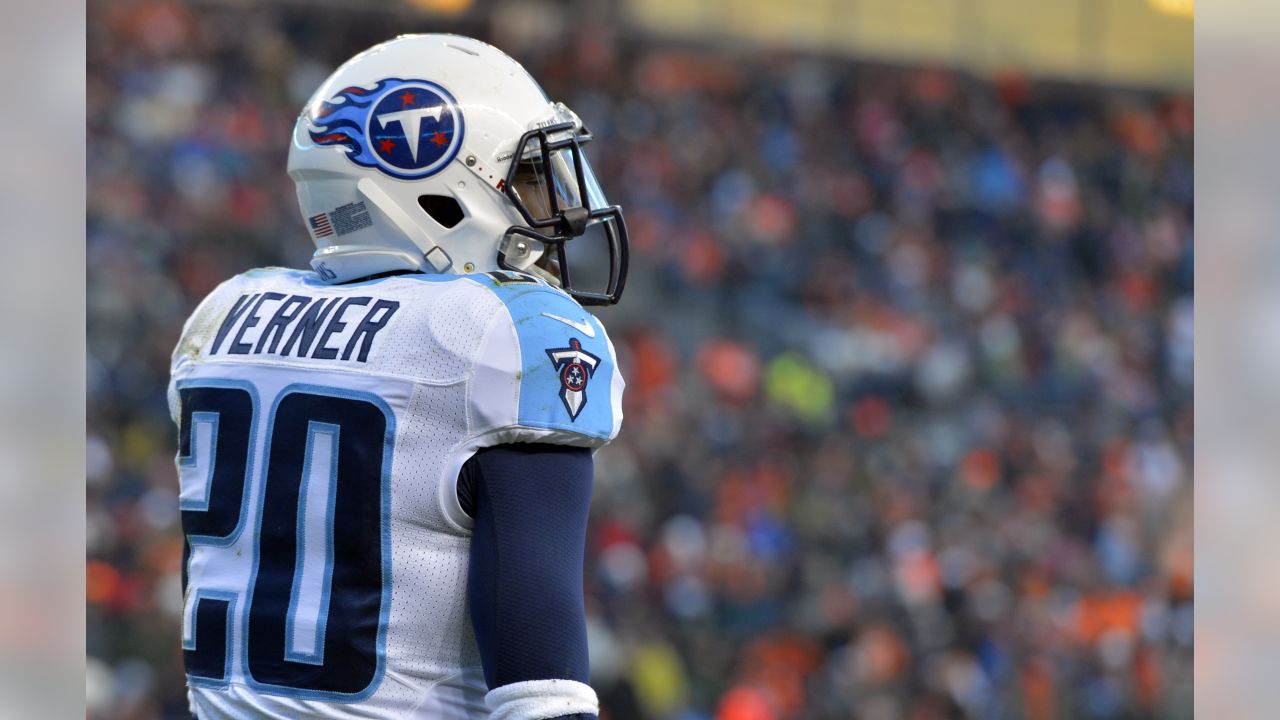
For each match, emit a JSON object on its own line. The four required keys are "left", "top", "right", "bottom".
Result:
{"left": 497, "top": 121, "right": 629, "bottom": 306}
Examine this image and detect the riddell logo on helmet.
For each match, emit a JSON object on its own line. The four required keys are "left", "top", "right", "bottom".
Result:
{"left": 308, "top": 78, "right": 465, "bottom": 180}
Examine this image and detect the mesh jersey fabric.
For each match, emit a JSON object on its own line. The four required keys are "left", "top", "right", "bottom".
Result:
{"left": 168, "top": 267, "right": 624, "bottom": 719}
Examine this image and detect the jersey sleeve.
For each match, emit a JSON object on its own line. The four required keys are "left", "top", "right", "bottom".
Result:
{"left": 469, "top": 279, "right": 624, "bottom": 449}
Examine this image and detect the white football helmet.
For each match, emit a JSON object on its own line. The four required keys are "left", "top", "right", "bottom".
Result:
{"left": 288, "top": 34, "right": 628, "bottom": 304}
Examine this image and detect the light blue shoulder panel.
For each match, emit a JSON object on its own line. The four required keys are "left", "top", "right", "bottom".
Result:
{"left": 472, "top": 272, "right": 617, "bottom": 442}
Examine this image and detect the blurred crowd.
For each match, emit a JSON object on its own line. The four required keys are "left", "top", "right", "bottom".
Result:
{"left": 87, "top": 1, "right": 1193, "bottom": 718}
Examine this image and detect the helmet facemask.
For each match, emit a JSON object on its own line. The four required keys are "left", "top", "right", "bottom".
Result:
{"left": 497, "top": 119, "right": 628, "bottom": 306}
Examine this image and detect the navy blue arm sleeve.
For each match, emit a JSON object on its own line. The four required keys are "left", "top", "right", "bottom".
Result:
{"left": 460, "top": 443, "right": 596, "bottom": 719}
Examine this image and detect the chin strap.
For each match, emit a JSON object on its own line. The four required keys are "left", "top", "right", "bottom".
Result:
{"left": 356, "top": 178, "right": 453, "bottom": 272}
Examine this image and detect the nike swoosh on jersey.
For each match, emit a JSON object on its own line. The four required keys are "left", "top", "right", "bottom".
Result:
{"left": 541, "top": 312, "right": 597, "bottom": 338}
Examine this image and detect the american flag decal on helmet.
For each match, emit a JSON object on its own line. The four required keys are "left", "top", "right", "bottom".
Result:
{"left": 309, "top": 212, "right": 334, "bottom": 238}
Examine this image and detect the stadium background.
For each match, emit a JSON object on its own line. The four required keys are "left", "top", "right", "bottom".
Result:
{"left": 86, "top": 0, "right": 1193, "bottom": 717}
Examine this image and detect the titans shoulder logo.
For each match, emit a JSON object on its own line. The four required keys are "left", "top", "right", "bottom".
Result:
{"left": 546, "top": 338, "right": 600, "bottom": 421}
{"left": 308, "top": 78, "right": 464, "bottom": 180}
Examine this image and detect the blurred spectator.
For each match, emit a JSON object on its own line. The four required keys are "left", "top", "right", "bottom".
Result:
{"left": 87, "top": 2, "right": 1192, "bottom": 718}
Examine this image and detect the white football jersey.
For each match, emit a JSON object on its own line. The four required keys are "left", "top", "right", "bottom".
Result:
{"left": 167, "top": 267, "right": 624, "bottom": 719}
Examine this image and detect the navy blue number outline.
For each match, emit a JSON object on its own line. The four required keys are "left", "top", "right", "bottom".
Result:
{"left": 175, "top": 378, "right": 260, "bottom": 689}
{"left": 240, "top": 383, "right": 395, "bottom": 702}
{"left": 176, "top": 380, "right": 394, "bottom": 701}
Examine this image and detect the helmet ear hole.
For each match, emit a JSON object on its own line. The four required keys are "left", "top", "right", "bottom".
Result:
{"left": 417, "top": 194, "right": 465, "bottom": 228}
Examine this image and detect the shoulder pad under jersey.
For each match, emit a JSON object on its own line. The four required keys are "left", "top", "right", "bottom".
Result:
{"left": 468, "top": 271, "right": 624, "bottom": 448}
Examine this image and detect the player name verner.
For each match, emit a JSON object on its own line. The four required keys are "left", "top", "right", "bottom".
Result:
{"left": 209, "top": 292, "right": 400, "bottom": 363}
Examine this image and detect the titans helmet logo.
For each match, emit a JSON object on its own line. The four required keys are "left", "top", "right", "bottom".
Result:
{"left": 307, "top": 78, "right": 464, "bottom": 180}
{"left": 546, "top": 338, "right": 600, "bottom": 421}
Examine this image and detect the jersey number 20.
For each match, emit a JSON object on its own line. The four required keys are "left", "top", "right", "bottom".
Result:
{"left": 179, "top": 382, "right": 392, "bottom": 700}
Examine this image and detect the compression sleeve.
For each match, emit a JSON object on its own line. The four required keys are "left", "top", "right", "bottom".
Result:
{"left": 460, "top": 443, "right": 598, "bottom": 720}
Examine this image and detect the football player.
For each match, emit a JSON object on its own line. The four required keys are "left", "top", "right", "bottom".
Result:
{"left": 168, "top": 34, "right": 627, "bottom": 719}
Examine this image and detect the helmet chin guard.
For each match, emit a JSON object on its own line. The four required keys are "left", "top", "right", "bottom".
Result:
{"left": 287, "top": 34, "right": 628, "bottom": 304}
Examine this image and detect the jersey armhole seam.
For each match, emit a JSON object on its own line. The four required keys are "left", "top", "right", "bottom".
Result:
{"left": 439, "top": 440, "right": 481, "bottom": 535}
{"left": 466, "top": 302, "right": 519, "bottom": 441}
